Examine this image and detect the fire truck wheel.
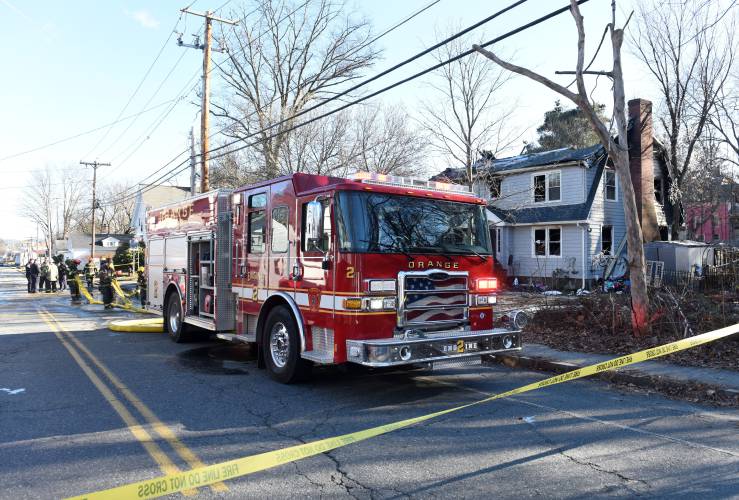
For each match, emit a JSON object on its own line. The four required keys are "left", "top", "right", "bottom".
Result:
{"left": 165, "top": 293, "right": 194, "bottom": 343}
{"left": 263, "top": 306, "right": 310, "bottom": 383}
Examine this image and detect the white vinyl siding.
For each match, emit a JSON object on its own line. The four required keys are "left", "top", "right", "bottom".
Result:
{"left": 492, "top": 165, "right": 583, "bottom": 210}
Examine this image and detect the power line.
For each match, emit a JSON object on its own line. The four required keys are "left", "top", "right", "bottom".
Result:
{"left": 106, "top": 0, "right": 578, "bottom": 206}
{"left": 99, "top": 50, "right": 191, "bottom": 162}
{"left": 103, "top": 1, "right": 312, "bottom": 201}
{"left": 82, "top": 13, "right": 186, "bottom": 159}
{"left": 207, "top": 0, "right": 530, "bottom": 158}
{"left": 208, "top": 0, "right": 587, "bottom": 162}
{"left": 206, "top": 0, "right": 441, "bottom": 143}
{"left": 110, "top": 69, "right": 201, "bottom": 166}
{"left": 0, "top": 99, "right": 177, "bottom": 164}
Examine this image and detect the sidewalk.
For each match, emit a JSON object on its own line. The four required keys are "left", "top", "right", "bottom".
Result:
{"left": 487, "top": 342, "right": 739, "bottom": 402}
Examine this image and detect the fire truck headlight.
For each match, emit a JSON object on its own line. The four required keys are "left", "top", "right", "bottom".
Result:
{"left": 382, "top": 297, "right": 396, "bottom": 310}
{"left": 368, "top": 345, "right": 390, "bottom": 362}
{"left": 368, "top": 298, "right": 384, "bottom": 310}
{"left": 368, "top": 280, "right": 396, "bottom": 293}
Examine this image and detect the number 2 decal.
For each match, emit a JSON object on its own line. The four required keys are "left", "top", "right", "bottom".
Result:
{"left": 346, "top": 266, "right": 355, "bottom": 279}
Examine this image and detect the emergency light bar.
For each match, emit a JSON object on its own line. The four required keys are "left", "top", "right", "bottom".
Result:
{"left": 350, "top": 172, "right": 472, "bottom": 194}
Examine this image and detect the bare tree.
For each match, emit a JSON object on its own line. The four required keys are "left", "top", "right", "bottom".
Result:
{"left": 631, "top": 0, "right": 735, "bottom": 238}
{"left": 213, "top": 0, "right": 379, "bottom": 181}
{"left": 474, "top": 1, "right": 651, "bottom": 335}
{"left": 20, "top": 169, "right": 56, "bottom": 254}
{"left": 20, "top": 167, "right": 85, "bottom": 254}
{"left": 419, "top": 26, "right": 519, "bottom": 188}
{"left": 684, "top": 130, "right": 734, "bottom": 240}
{"left": 75, "top": 182, "right": 135, "bottom": 235}
{"left": 281, "top": 109, "right": 355, "bottom": 176}
{"left": 354, "top": 103, "right": 426, "bottom": 177}
{"left": 711, "top": 73, "right": 739, "bottom": 168}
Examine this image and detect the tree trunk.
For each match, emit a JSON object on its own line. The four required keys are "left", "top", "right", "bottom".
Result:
{"left": 473, "top": 0, "right": 650, "bottom": 336}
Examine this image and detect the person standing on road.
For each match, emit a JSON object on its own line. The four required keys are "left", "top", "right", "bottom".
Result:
{"left": 24, "top": 260, "right": 32, "bottom": 292}
{"left": 29, "top": 259, "right": 39, "bottom": 293}
{"left": 47, "top": 259, "right": 59, "bottom": 292}
{"left": 136, "top": 266, "right": 147, "bottom": 307}
{"left": 67, "top": 259, "right": 82, "bottom": 304}
{"left": 98, "top": 259, "right": 114, "bottom": 309}
{"left": 84, "top": 260, "right": 95, "bottom": 290}
{"left": 57, "top": 256, "right": 68, "bottom": 291}
{"left": 39, "top": 259, "right": 49, "bottom": 292}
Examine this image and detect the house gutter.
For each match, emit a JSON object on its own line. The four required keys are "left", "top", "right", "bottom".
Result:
{"left": 489, "top": 161, "right": 584, "bottom": 177}
{"left": 576, "top": 222, "right": 587, "bottom": 290}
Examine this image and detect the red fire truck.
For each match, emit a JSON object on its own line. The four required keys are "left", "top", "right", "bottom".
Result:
{"left": 146, "top": 172, "right": 521, "bottom": 383}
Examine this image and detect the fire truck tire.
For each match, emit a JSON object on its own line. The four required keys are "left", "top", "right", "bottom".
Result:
{"left": 263, "top": 306, "right": 311, "bottom": 383}
{"left": 165, "top": 293, "right": 195, "bottom": 343}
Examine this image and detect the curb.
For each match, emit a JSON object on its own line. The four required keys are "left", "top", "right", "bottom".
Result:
{"left": 484, "top": 353, "right": 739, "bottom": 404}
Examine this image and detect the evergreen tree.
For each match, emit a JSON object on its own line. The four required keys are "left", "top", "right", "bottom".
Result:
{"left": 525, "top": 100, "right": 608, "bottom": 153}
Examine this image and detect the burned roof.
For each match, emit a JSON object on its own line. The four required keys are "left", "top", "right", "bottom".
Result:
{"left": 483, "top": 143, "right": 605, "bottom": 174}
{"left": 430, "top": 144, "right": 606, "bottom": 183}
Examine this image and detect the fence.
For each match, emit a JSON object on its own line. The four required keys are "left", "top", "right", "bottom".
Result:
{"left": 661, "top": 267, "right": 739, "bottom": 291}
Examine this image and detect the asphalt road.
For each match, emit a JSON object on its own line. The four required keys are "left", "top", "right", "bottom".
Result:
{"left": 1, "top": 266, "right": 738, "bottom": 499}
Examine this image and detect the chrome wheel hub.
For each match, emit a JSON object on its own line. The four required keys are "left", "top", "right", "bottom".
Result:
{"left": 269, "top": 322, "right": 290, "bottom": 368}
{"left": 169, "top": 302, "right": 180, "bottom": 333}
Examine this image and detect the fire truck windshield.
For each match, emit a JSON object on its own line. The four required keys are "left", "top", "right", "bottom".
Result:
{"left": 335, "top": 191, "right": 491, "bottom": 255}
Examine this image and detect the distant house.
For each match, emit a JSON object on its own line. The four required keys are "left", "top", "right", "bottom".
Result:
{"left": 684, "top": 182, "right": 739, "bottom": 243}
{"left": 433, "top": 99, "right": 680, "bottom": 289}
{"left": 131, "top": 184, "right": 192, "bottom": 241}
{"left": 57, "top": 233, "right": 134, "bottom": 266}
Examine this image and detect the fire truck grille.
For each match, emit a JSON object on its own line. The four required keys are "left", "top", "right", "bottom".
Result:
{"left": 399, "top": 271, "right": 468, "bottom": 328}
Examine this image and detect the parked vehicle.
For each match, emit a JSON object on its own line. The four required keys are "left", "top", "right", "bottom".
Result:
{"left": 146, "top": 172, "right": 521, "bottom": 382}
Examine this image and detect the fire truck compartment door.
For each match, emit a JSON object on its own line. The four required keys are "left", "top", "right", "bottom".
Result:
{"left": 164, "top": 235, "right": 187, "bottom": 272}
{"left": 148, "top": 238, "right": 164, "bottom": 309}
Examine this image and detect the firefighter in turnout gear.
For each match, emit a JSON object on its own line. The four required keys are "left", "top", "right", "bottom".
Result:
{"left": 67, "top": 259, "right": 82, "bottom": 304}
{"left": 98, "top": 259, "right": 114, "bottom": 309}
{"left": 136, "top": 266, "right": 147, "bottom": 307}
{"left": 84, "top": 260, "right": 95, "bottom": 289}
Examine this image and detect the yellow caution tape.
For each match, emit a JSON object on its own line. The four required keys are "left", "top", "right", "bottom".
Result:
{"left": 67, "top": 323, "right": 739, "bottom": 500}
{"left": 109, "top": 318, "right": 163, "bottom": 333}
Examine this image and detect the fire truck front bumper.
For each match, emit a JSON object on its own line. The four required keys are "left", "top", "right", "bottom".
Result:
{"left": 345, "top": 328, "right": 522, "bottom": 367}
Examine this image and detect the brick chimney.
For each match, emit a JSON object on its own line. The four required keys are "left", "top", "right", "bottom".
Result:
{"left": 627, "top": 98, "right": 660, "bottom": 242}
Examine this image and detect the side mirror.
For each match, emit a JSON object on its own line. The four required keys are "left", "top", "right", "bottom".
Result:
{"left": 305, "top": 201, "right": 323, "bottom": 245}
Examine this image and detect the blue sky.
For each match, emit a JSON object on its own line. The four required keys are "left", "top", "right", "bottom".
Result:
{"left": 0, "top": 0, "right": 658, "bottom": 240}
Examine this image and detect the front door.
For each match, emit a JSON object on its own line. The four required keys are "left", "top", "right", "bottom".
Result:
{"left": 296, "top": 195, "right": 335, "bottom": 345}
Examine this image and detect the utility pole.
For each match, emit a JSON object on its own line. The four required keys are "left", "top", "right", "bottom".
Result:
{"left": 80, "top": 161, "right": 110, "bottom": 262}
{"left": 178, "top": 8, "right": 238, "bottom": 193}
{"left": 189, "top": 126, "right": 197, "bottom": 195}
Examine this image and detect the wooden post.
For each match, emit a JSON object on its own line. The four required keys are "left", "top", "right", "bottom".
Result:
{"left": 178, "top": 8, "right": 238, "bottom": 193}
{"left": 80, "top": 160, "right": 110, "bottom": 262}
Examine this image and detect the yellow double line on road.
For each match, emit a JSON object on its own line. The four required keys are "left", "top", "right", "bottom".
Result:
{"left": 38, "top": 307, "right": 228, "bottom": 496}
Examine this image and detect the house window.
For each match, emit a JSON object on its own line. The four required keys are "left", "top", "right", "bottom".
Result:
{"left": 534, "top": 228, "right": 546, "bottom": 256}
{"left": 605, "top": 170, "right": 617, "bottom": 201}
{"left": 602, "top": 226, "right": 613, "bottom": 255}
{"left": 654, "top": 178, "right": 663, "bottom": 204}
{"left": 548, "top": 172, "right": 560, "bottom": 201}
{"left": 533, "top": 172, "right": 561, "bottom": 203}
{"left": 548, "top": 228, "right": 561, "bottom": 256}
{"left": 487, "top": 176, "right": 502, "bottom": 199}
{"left": 533, "top": 227, "right": 561, "bottom": 257}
